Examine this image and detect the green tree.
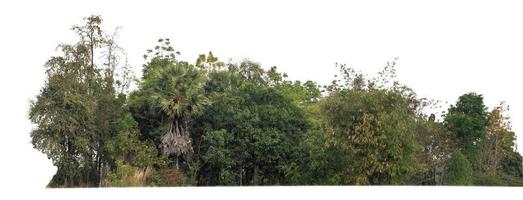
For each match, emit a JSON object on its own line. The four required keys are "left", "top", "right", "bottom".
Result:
{"left": 444, "top": 93, "right": 489, "bottom": 171}
{"left": 130, "top": 39, "right": 208, "bottom": 170}
{"left": 195, "top": 61, "right": 311, "bottom": 185}
{"left": 307, "top": 62, "right": 422, "bottom": 185}
{"left": 29, "top": 15, "right": 130, "bottom": 187}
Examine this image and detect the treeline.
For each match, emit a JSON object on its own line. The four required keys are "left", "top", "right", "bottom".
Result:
{"left": 29, "top": 16, "right": 523, "bottom": 187}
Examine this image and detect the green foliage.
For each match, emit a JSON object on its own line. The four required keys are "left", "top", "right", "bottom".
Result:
{"left": 105, "top": 113, "right": 166, "bottom": 168}
{"left": 130, "top": 41, "right": 208, "bottom": 162}
{"left": 31, "top": 15, "right": 523, "bottom": 187}
{"left": 502, "top": 151, "right": 523, "bottom": 177}
{"left": 103, "top": 110, "right": 169, "bottom": 187}
{"left": 30, "top": 15, "right": 130, "bottom": 187}
{"left": 305, "top": 63, "right": 422, "bottom": 185}
{"left": 143, "top": 60, "right": 207, "bottom": 121}
{"left": 445, "top": 93, "right": 489, "bottom": 170}
{"left": 445, "top": 151, "right": 473, "bottom": 185}
{"left": 195, "top": 61, "right": 311, "bottom": 185}
{"left": 200, "top": 129, "right": 236, "bottom": 185}
{"left": 446, "top": 93, "right": 489, "bottom": 145}
{"left": 297, "top": 128, "right": 348, "bottom": 184}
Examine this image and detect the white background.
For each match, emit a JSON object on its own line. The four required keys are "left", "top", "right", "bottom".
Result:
{"left": 1, "top": 0, "right": 523, "bottom": 199}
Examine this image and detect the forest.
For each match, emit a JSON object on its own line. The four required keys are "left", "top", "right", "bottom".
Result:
{"left": 29, "top": 15, "right": 523, "bottom": 187}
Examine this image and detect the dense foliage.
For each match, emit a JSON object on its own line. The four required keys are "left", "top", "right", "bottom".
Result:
{"left": 29, "top": 16, "right": 523, "bottom": 187}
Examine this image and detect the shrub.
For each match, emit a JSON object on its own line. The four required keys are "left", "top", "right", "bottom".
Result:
{"left": 445, "top": 151, "right": 473, "bottom": 185}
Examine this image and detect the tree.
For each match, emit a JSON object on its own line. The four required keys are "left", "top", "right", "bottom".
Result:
{"left": 480, "top": 103, "right": 523, "bottom": 179}
{"left": 130, "top": 39, "right": 208, "bottom": 170}
{"left": 309, "top": 62, "right": 422, "bottom": 185}
{"left": 195, "top": 61, "right": 311, "bottom": 185}
{"left": 29, "top": 15, "right": 131, "bottom": 187}
{"left": 481, "top": 104, "right": 513, "bottom": 175}
{"left": 444, "top": 93, "right": 489, "bottom": 171}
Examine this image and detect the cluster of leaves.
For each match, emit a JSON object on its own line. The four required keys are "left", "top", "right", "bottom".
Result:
{"left": 29, "top": 16, "right": 523, "bottom": 187}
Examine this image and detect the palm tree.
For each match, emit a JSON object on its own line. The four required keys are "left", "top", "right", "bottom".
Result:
{"left": 143, "top": 58, "right": 208, "bottom": 168}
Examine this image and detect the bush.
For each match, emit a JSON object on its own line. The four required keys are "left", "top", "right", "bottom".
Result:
{"left": 445, "top": 151, "right": 473, "bottom": 185}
